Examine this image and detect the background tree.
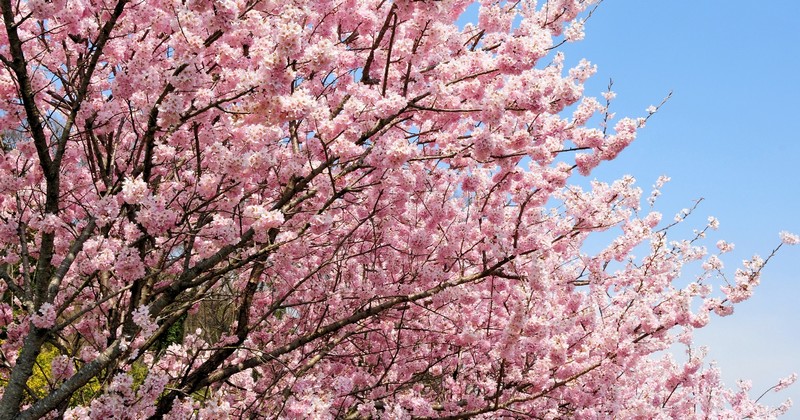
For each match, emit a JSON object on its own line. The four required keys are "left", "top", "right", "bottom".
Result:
{"left": 0, "top": 0, "right": 795, "bottom": 418}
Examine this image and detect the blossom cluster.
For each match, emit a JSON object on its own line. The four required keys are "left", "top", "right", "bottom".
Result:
{"left": 0, "top": 0, "right": 793, "bottom": 418}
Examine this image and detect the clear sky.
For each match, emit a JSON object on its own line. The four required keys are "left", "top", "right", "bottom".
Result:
{"left": 458, "top": 0, "right": 800, "bottom": 413}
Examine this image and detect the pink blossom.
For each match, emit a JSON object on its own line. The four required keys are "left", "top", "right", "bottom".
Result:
{"left": 31, "top": 303, "right": 57, "bottom": 329}
{"left": 713, "top": 304, "right": 735, "bottom": 317}
{"left": 774, "top": 373, "right": 797, "bottom": 392}
{"left": 132, "top": 305, "right": 157, "bottom": 337}
{"left": 197, "top": 173, "right": 219, "bottom": 199}
{"left": 702, "top": 255, "right": 724, "bottom": 271}
{"left": 243, "top": 205, "right": 284, "bottom": 228}
{"left": 164, "top": 397, "right": 195, "bottom": 420}
{"left": 244, "top": 205, "right": 284, "bottom": 242}
{"left": 121, "top": 176, "right": 149, "bottom": 204}
{"left": 564, "top": 20, "right": 585, "bottom": 42}
{"left": 114, "top": 247, "right": 145, "bottom": 283}
{"left": 0, "top": 304, "right": 12, "bottom": 327}
{"left": 575, "top": 152, "right": 600, "bottom": 175}
{"left": 332, "top": 376, "right": 354, "bottom": 394}
{"left": 51, "top": 355, "right": 74, "bottom": 381}
{"left": 63, "top": 407, "right": 90, "bottom": 420}
{"left": 716, "top": 240, "right": 735, "bottom": 253}
{"left": 39, "top": 214, "right": 62, "bottom": 234}
{"left": 779, "top": 231, "right": 800, "bottom": 245}
{"left": 0, "top": 0, "right": 793, "bottom": 418}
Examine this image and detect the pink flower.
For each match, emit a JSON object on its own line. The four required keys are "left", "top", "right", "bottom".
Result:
{"left": 31, "top": 303, "right": 57, "bottom": 329}
{"left": 244, "top": 205, "right": 285, "bottom": 242}
{"left": 114, "top": 247, "right": 146, "bottom": 283}
{"left": 121, "top": 176, "right": 149, "bottom": 204}
{"left": 575, "top": 152, "right": 600, "bottom": 176}
{"left": 0, "top": 0, "right": 793, "bottom": 417}
{"left": 40, "top": 214, "right": 62, "bottom": 234}
{"left": 197, "top": 173, "right": 219, "bottom": 199}
{"left": 774, "top": 373, "right": 797, "bottom": 392}
{"left": 716, "top": 240, "right": 735, "bottom": 253}
{"left": 779, "top": 231, "right": 800, "bottom": 245}
{"left": 333, "top": 376, "right": 353, "bottom": 394}
{"left": 243, "top": 205, "right": 284, "bottom": 228}
{"left": 51, "top": 355, "right": 74, "bottom": 381}
{"left": 702, "top": 255, "right": 724, "bottom": 271}
{"left": 63, "top": 407, "right": 90, "bottom": 420}
{"left": 132, "top": 305, "right": 157, "bottom": 337}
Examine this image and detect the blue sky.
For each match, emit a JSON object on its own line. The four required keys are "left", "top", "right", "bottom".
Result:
{"left": 458, "top": 0, "right": 800, "bottom": 412}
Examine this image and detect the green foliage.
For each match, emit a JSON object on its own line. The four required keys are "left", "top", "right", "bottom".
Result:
{"left": 129, "top": 362, "right": 149, "bottom": 392}
{"left": 1, "top": 344, "right": 152, "bottom": 408}
{"left": 25, "top": 345, "right": 59, "bottom": 400}
{"left": 156, "top": 312, "right": 187, "bottom": 353}
{"left": 26, "top": 345, "right": 102, "bottom": 407}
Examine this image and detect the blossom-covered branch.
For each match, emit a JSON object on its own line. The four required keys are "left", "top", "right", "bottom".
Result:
{"left": 0, "top": 0, "right": 795, "bottom": 418}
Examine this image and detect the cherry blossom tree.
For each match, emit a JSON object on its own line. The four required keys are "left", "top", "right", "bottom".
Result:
{"left": 0, "top": 0, "right": 796, "bottom": 418}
